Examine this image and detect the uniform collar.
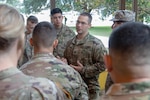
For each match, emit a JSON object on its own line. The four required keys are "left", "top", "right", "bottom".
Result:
{"left": 0, "top": 67, "right": 21, "bottom": 80}
{"left": 33, "top": 52, "right": 54, "bottom": 59}
{"left": 56, "top": 24, "right": 66, "bottom": 35}
{"left": 72, "top": 33, "right": 90, "bottom": 45}
{"left": 106, "top": 81, "right": 150, "bottom": 96}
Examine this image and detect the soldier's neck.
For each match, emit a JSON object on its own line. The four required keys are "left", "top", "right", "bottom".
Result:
{"left": 34, "top": 47, "right": 53, "bottom": 55}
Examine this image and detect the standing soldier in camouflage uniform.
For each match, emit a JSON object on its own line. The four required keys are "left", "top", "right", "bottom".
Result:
{"left": 0, "top": 4, "right": 65, "bottom": 100}
{"left": 18, "top": 16, "right": 38, "bottom": 67}
{"left": 105, "top": 10, "right": 135, "bottom": 92}
{"left": 101, "top": 22, "right": 150, "bottom": 100}
{"left": 51, "top": 8, "right": 76, "bottom": 58}
{"left": 20, "top": 21, "right": 88, "bottom": 100}
{"left": 64, "top": 12, "right": 106, "bottom": 100}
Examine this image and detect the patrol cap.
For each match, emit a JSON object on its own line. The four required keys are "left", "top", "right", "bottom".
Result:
{"left": 110, "top": 10, "right": 135, "bottom": 22}
{"left": 27, "top": 15, "right": 38, "bottom": 23}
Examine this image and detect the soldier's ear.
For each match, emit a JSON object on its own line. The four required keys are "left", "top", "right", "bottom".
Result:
{"left": 53, "top": 39, "right": 58, "bottom": 49}
{"left": 104, "top": 55, "right": 113, "bottom": 72}
{"left": 30, "top": 38, "right": 33, "bottom": 46}
{"left": 88, "top": 23, "right": 91, "bottom": 28}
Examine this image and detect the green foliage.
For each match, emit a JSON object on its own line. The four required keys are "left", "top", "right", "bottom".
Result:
{"left": 23, "top": 0, "right": 49, "bottom": 14}
{"left": 100, "top": 0, "right": 150, "bottom": 22}
{"left": 0, "top": 0, "right": 23, "bottom": 12}
{"left": 55, "top": 0, "right": 73, "bottom": 11}
{"left": 73, "top": 0, "right": 101, "bottom": 12}
{"left": 137, "top": 0, "right": 150, "bottom": 22}
{"left": 55, "top": 0, "right": 101, "bottom": 13}
{"left": 6, "top": 0, "right": 19, "bottom": 5}
{"left": 3, "top": 0, "right": 150, "bottom": 23}
{"left": 99, "top": 0, "right": 119, "bottom": 20}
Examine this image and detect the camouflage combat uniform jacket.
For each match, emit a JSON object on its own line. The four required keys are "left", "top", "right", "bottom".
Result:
{"left": 105, "top": 73, "right": 114, "bottom": 93}
{"left": 64, "top": 33, "right": 106, "bottom": 100}
{"left": 0, "top": 67, "right": 65, "bottom": 100}
{"left": 101, "top": 81, "right": 150, "bottom": 100}
{"left": 53, "top": 24, "right": 76, "bottom": 58}
{"left": 18, "top": 33, "right": 33, "bottom": 67}
{"left": 20, "top": 53, "right": 89, "bottom": 100}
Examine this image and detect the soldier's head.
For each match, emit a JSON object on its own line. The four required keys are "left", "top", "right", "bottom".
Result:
{"left": 110, "top": 10, "right": 135, "bottom": 29}
{"left": 76, "top": 12, "right": 92, "bottom": 35}
{"left": 104, "top": 22, "right": 150, "bottom": 83}
{"left": 51, "top": 8, "right": 63, "bottom": 29}
{"left": 31, "top": 21, "right": 58, "bottom": 53}
{"left": 26, "top": 15, "right": 38, "bottom": 34}
{"left": 0, "top": 4, "right": 25, "bottom": 60}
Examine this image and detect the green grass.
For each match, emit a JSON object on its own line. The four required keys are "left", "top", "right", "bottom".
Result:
{"left": 70, "top": 26, "right": 112, "bottom": 37}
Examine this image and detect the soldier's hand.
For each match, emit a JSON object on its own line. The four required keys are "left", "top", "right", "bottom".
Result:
{"left": 70, "top": 60, "right": 83, "bottom": 72}
{"left": 61, "top": 57, "right": 68, "bottom": 64}
{"left": 56, "top": 56, "right": 68, "bottom": 64}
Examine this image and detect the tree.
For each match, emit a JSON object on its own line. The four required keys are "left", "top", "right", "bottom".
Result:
{"left": 99, "top": 0, "right": 150, "bottom": 22}
{"left": 3, "top": 0, "right": 150, "bottom": 22}
{"left": 73, "top": 0, "right": 101, "bottom": 13}
{"left": 0, "top": 0, "right": 23, "bottom": 12}
{"left": 136, "top": 0, "right": 150, "bottom": 22}
{"left": 23, "top": 0, "right": 50, "bottom": 14}
{"left": 22, "top": 0, "right": 101, "bottom": 13}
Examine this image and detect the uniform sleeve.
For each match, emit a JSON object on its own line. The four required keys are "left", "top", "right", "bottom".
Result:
{"left": 81, "top": 41, "right": 107, "bottom": 78}
{"left": 76, "top": 76, "right": 89, "bottom": 100}
{"left": 105, "top": 74, "right": 114, "bottom": 93}
{"left": 64, "top": 39, "right": 72, "bottom": 63}
{"left": 67, "top": 69, "right": 89, "bottom": 100}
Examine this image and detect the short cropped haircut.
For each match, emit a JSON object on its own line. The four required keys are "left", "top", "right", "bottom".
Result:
{"left": 80, "top": 12, "right": 92, "bottom": 24}
{"left": 0, "top": 4, "right": 25, "bottom": 50}
{"left": 51, "top": 8, "right": 62, "bottom": 16}
{"left": 32, "top": 21, "right": 57, "bottom": 48}
{"left": 109, "top": 22, "right": 150, "bottom": 64}
{"left": 27, "top": 15, "right": 38, "bottom": 23}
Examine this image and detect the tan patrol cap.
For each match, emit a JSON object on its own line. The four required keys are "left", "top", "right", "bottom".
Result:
{"left": 110, "top": 10, "right": 135, "bottom": 22}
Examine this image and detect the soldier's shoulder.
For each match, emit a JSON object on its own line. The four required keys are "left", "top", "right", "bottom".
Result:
{"left": 63, "top": 24, "right": 76, "bottom": 34}
{"left": 88, "top": 34, "right": 105, "bottom": 47}
{"left": 50, "top": 59, "right": 77, "bottom": 72}
{"left": 48, "top": 60, "right": 83, "bottom": 80}
{"left": 24, "top": 77, "right": 62, "bottom": 100}
{"left": 0, "top": 73, "right": 59, "bottom": 99}
{"left": 20, "top": 58, "right": 48, "bottom": 70}
{"left": 19, "top": 60, "right": 33, "bottom": 70}
{"left": 88, "top": 34, "right": 101, "bottom": 42}
{"left": 101, "top": 94, "right": 150, "bottom": 100}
